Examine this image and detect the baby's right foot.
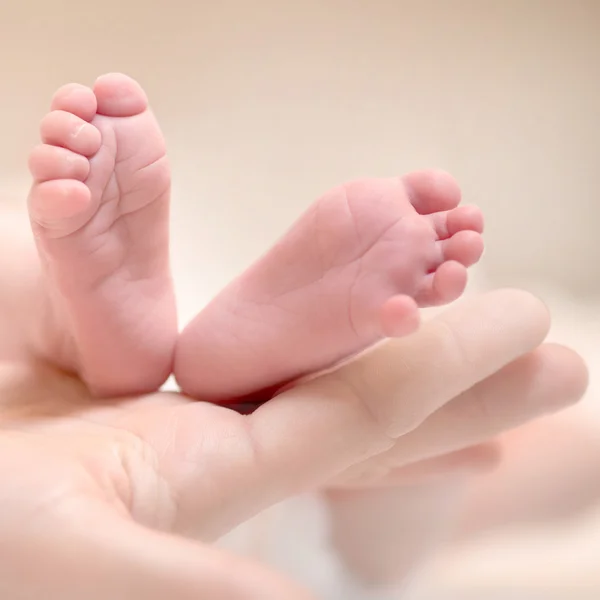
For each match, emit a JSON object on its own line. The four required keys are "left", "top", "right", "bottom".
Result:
{"left": 27, "top": 74, "right": 177, "bottom": 396}
{"left": 175, "top": 171, "right": 484, "bottom": 402}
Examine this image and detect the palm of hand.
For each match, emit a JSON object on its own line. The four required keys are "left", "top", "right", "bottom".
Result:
{"left": 0, "top": 361, "right": 265, "bottom": 547}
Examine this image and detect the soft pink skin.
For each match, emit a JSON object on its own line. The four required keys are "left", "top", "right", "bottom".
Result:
{"left": 0, "top": 289, "right": 586, "bottom": 599}
{"left": 26, "top": 74, "right": 483, "bottom": 403}
{"left": 27, "top": 73, "right": 177, "bottom": 396}
{"left": 175, "top": 170, "right": 484, "bottom": 402}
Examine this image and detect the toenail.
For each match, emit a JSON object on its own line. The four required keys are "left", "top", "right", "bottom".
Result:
{"left": 72, "top": 122, "right": 89, "bottom": 138}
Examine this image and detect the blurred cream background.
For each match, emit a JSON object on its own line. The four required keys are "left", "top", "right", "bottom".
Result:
{"left": 1, "top": 0, "right": 599, "bottom": 597}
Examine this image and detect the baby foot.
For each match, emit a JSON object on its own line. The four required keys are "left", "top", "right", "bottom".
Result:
{"left": 27, "top": 73, "right": 176, "bottom": 396}
{"left": 174, "top": 171, "right": 484, "bottom": 402}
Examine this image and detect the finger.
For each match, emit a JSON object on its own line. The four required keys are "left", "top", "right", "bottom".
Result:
{"left": 353, "top": 343, "right": 588, "bottom": 473}
{"left": 123, "top": 290, "right": 552, "bottom": 538}
{"left": 98, "top": 519, "right": 314, "bottom": 600}
{"left": 388, "top": 442, "right": 502, "bottom": 483}
{"left": 457, "top": 409, "right": 600, "bottom": 537}
{"left": 4, "top": 504, "right": 314, "bottom": 600}
{"left": 333, "top": 442, "right": 503, "bottom": 488}
{"left": 325, "top": 475, "right": 468, "bottom": 585}
{"left": 246, "top": 289, "right": 551, "bottom": 495}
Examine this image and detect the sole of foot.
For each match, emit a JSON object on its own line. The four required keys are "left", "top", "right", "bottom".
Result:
{"left": 174, "top": 170, "right": 483, "bottom": 403}
{"left": 28, "top": 73, "right": 177, "bottom": 396}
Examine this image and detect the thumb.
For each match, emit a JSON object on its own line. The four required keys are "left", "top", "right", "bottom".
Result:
{"left": 3, "top": 500, "right": 314, "bottom": 600}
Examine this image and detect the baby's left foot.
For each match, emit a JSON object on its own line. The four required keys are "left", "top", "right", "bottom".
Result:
{"left": 175, "top": 171, "right": 483, "bottom": 402}
{"left": 27, "top": 74, "right": 176, "bottom": 396}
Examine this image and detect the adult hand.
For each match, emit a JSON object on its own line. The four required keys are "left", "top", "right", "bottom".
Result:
{"left": 322, "top": 290, "right": 587, "bottom": 589}
{"left": 0, "top": 289, "right": 585, "bottom": 599}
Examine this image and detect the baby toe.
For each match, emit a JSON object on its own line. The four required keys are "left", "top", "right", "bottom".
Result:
{"left": 29, "top": 144, "right": 90, "bottom": 182}
{"left": 415, "top": 261, "right": 468, "bottom": 306}
{"left": 438, "top": 230, "right": 484, "bottom": 267}
{"left": 40, "top": 110, "right": 102, "bottom": 157}
{"left": 428, "top": 205, "right": 484, "bottom": 240}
